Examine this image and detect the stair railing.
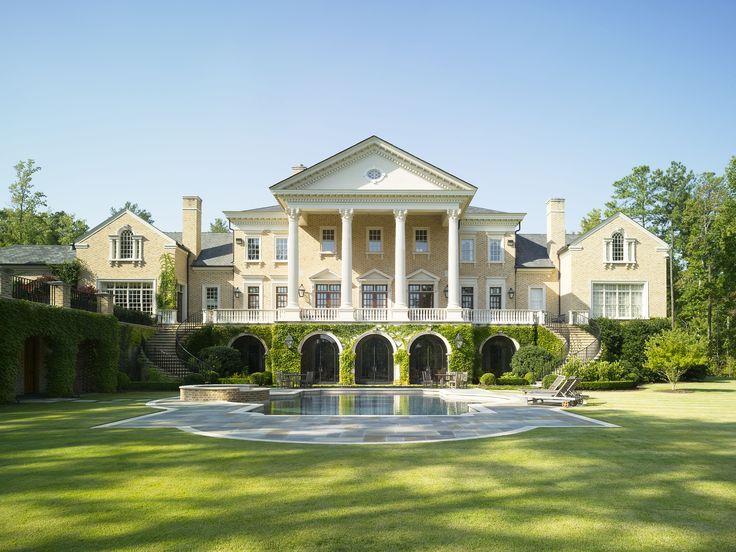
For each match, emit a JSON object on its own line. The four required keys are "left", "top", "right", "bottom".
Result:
{"left": 175, "top": 311, "right": 205, "bottom": 371}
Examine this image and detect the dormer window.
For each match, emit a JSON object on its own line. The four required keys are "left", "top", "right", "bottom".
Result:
{"left": 109, "top": 226, "right": 143, "bottom": 261}
{"left": 604, "top": 229, "right": 636, "bottom": 264}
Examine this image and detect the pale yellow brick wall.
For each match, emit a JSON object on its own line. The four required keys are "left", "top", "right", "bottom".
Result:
{"left": 190, "top": 269, "right": 235, "bottom": 312}
{"left": 458, "top": 230, "right": 516, "bottom": 309}
{"left": 515, "top": 269, "right": 559, "bottom": 313}
{"left": 559, "top": 215, "right": 668, "bottom": 318}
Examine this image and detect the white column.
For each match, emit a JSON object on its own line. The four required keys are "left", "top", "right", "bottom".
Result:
{"left": 338, "top": 208, "right": 354, "bottom": 321}
{"left": 446, "top": 208, "right": 463, "bottom": 321}
{"left": 393, "top": 209, "right": 408, "bottom": 321}
{"left": 282, "top": 207, "right": 301, "bottom": 321}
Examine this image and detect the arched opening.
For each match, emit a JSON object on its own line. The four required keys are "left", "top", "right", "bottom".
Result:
{"left": 75, "top": 340, "right": 98, "bottom": 394}
{"left": 355, "top": 334, "right": 394, "bottom": 384}
{"left": 21, "top": 336, "right": 44, "bottom": 395}
{"left": 230, "top": 334, "right": 266, "bottom": 374}
{"left": 481, "top": 335, "right": 518, "bottom": 377}
{"left": 409, "top": 334, "right": 447, "bottom": 384}
{"left": 300, "top": 334, "right": 339, "bottom": 384}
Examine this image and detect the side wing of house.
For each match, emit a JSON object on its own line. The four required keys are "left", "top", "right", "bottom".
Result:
{"left": 559, "top": 213, "right": 669, "bottom": 320}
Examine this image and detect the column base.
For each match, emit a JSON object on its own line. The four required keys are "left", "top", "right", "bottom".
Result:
{"left": 445, "top": 307, "right": 464, "bottom": 322}
{"left": 391, "top": 306, "right": 409, "bottom": 322}
{"left": 338, "top": 307, "right": 355, "bottom": 321}
{"left": 279, "top": 307, "right": 302, "bottom": 322}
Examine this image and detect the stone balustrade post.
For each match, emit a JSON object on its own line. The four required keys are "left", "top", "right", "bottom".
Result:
{"left": 49, "top": 281, "right": 71, "bottom": 308}
{"left": 0, "top": 269, "right": 12, "bottom": 300}
{"left": 96, "top": 292, "right": 114, "bottom": 315}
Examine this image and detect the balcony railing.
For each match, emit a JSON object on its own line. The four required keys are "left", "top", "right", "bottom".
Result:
{"left": 355, "top": 308, "right": 389, "bottom": 322}
{"left": 12, "top": 276, "right": 50, "bottom": 305}
{"left": 463, "top": 309, "right": 545, "bottom": 325}
{"left": 299, "top": 308, "right": 339, "bottom": 322}
{"left": 408, "top": 308, "right": 447, "bottom": 322}
{"left": 208, "top": 309, "right": 275, "bottom": 324}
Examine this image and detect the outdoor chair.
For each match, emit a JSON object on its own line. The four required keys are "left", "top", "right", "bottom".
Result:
{"left": 421, "top": 370, "right": 434, "bottom": 387}
{"left": 526, "top": 377, "right": 583, "bottom": 406}
{"left": 523, "top": 374, "right": 565, "bottom": 395}
{"left": 300, "top": 371, "right": 314, "bottom": 388}
{"left": 446, "top": 371, "right": 459, "bottom": 389}
{"left": 455, "top": 372, "right": 468, "bottom": 389}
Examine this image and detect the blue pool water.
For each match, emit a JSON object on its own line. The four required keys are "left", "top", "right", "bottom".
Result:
{"left": 262, "top": 392, "right": 470, "bottom": 416}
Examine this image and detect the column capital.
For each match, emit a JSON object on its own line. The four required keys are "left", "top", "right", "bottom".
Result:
{"left": 286, "top": 208, "right": 301, "bottom": 220}
{"left": 339, "top": 208, "right": 354, "bottom": 221}
{"left": 447, "top": 208, "right": 462, "bottom": 221}
{"left": 393, "top": 209, "right": 408, "bottom": 222}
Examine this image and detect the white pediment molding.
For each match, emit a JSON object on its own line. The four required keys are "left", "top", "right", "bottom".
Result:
{"left": 309, "top": 268, "right": 341, "bottom": 281}
{"left": 357, "top": 268, "right": 393, "bottom": 282}
{"left": 407, "top": 268, "right": 440, "bottom": 282}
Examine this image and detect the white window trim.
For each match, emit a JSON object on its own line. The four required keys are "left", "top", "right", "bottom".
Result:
{"left": 271, "top": 279, "right": 288, "bottom": 310}
{"left": 485, "top": 277, "right": 506, "bottom": 309}
{"left": 98, "top": 279, "right": 157, "bottom": 313}
{"left": 590, "top": 280, "right": 649, "bottom": 319}
{"left": 311, "top": 280, "right": 342, "bottom": 308}
{"left": 413, "top": 227, "right": 430, "bottom": 254}
{"left": 366, "top": 227, "right": 383, "bottom": 254}
{"left": 108, "top": 226, "right": 144, "bottom": 262}
{"left": 407, "top": 277, "right": 439, "bottom": 309}
{"left": 359, "top": 280, "right": 393, "bottom": 310}
{"left": 460, "top": 236, "right": 475, "bottom": 263}
{"left": 486, "top": 234, "right": 505, "bottom": 264}
{"left": 245, "top": 235, "right": 262, "bottom": 262}
{"left": 320, "top": 226, "right": 337, "bottom": 255}
{"left": 460, "top": 277, "right": 477, "bottom": 310}
{"left": 603, "top": 229, "right": 638, "bottom": 265}
{"left": 528, "top": 285, "right": 546, "bottom": 311}
{"left": 273, "top": 235, "right": 288, "bottom": 263}
{"left": 202, "top": 284, "right": 221, "bottom": 310}
{"left": 244, "top": 282, "right": 263, "bottom": 310}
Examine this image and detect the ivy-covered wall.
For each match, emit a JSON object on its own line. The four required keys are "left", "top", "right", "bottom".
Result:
{"left": 183, "top": 322, "right": 565, "bottom": 385}
{"left": 118, "top": 323, "right": 157, "bottom": 379}
{"left": 0, "top": 299, "right": 120, "bottom": 402}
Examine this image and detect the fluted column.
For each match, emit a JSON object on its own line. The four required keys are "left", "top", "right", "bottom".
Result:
{"left": 446, "top": 208, "right": 463, "bottom": 321}
{"left": 338, "top": 208, "right": 354, "bottom": 321}
{"left": 393, "top": 209, "right": 408, "bottom": 321}
{"left": 281, "top": 207, "right": 301, "bottom": 321}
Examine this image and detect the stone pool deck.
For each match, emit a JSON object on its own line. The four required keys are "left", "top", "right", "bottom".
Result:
{"left": 96, "top": 388, "right": 616, "bottom": 444}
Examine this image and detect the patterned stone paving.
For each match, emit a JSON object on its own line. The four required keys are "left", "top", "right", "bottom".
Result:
{"left": 96, "top": 390, "right": 616, "bottom": 444}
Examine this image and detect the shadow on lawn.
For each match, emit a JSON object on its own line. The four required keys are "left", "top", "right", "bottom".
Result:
{"left": 1, "top": 399, "right": 735, "bottom": 551}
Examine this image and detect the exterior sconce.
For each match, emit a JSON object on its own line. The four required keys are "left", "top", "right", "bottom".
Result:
{"left": 285, "top": 333, "right": 295, "bottom": 349}
{"left": 454, "top": 332, "right": 464, "bottom": 350}
{"left": 443, "top": 286, "right": 448, "bottom": 298}
{"left": 235, "top": 238, "right": 244, "bottom": 246}
{"left": 234, "top": 287, "right": 241, "bottom": 299}
{"left": 507, "top": 287, "right": 515, "bottom": 300}
{"left": 298, "top": 284, "right": 306, "bottom": 298}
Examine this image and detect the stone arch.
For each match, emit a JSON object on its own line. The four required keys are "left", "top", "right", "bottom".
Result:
{"left": 228, "top": 333, "right": 267, "bottom": 374}
{"left": 354, "top": 332, "right": 395, "bottom": 384}
{"left": 407, "top": 333, "right": 449, "bottom": 384}
{"left": 300, "top": 333, "right": 340, "bottom": 383}
{"left": 479, "top": 334, "right": 520, "bottom": 377}
{"left": 406, "top": 331, "right": 452, "bottom": 355}
{"left": 351, "top": 330, "right": 397, "bottom": 353}
{"left": 297, "top": 331, "right": 344, "bottom": 354}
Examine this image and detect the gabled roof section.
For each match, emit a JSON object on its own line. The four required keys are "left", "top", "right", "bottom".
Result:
{"left": 357, "top": 268, "right": 393, "bottom": 281}
{"left": 76, "top": 209, "right": 180, "bottom": 247}
{"left": 270, "top": 136, "right": 478, "bottom": 195}
{"left": 309, "top": 268, "right": 341, "bottom": 281}
{"left": 166, "top": 232, "right": 233, "bottom": 266}
{"left": 561, "top": 212, "right": 669, "bottom": 252}
{"left": 0, "top": 245, "right": 76, "bottom": 266}
{"left": 407, "top": 268, "right": 440, "bottom": 281}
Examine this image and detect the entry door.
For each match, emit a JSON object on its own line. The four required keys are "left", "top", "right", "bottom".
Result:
{"left": 356, "top": 336, "right": 391, "bottom": 384}
{"left": 529, "top": 287, "right": 545, "bottom": 311}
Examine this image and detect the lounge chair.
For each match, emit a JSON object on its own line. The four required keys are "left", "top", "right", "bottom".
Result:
{"left": 523, "top": 374, "right": 565, "bottom": 395}
{"left": 526, "top": 377, "right": 582, "bottom": 406}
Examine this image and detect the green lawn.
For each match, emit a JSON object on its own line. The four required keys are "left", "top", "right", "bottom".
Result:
{"left": 2, "top": 383, "right": 735, "bottom": 552}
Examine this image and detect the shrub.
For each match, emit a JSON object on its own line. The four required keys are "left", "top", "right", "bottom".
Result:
{"left": 645, "top": 329, "right": 708, "bottom": 390}
{"left": 219, "top": 375, "right": 251, "bottom": 384}
{"left": 561, "top": 356, "right": 586, "bottom": 378}
{"left": 576, "top": 380, "right": 639, "bottom": 390}
{"left": 198, "top": 346, "right": 242, "bottom": 376}
{"left": 113, "top": 306, "right": 155, "bottom": 326}
{"left": 125, "top": 381, "right": 181, "bottom": 392}
{"left": 497, "top": 373, "right": 529, "bottom": 386}
{"left": 510, "top": 345, "right": 556, "bottom": 378}
{"left": 117, "top": 371, "right": 131, "bottom": 390}
{"left": 202, "top": 370, "right": 220, "bottom": 384}
{"left": 621, "top": 319, "right": 670, "bottom": 380}
{"left": 479, "top": 372, "right": 496, "bottom": 386}
{"left": 144, "top": 364, "right": 175, "bottom": 383}
{"left": 182, "top": 372, "right": 205, "bottom": 385}
{"left": 683, "top": 364, "right": 708, "bottom": 381}
{"left": 524, "top": 371, "right": 535, "bottom": 384}
{"left": 250, "top": 371, "right": 273, "bottom": 386}
{"left": 541, "top": 373, "right": 558, "bottom": 388}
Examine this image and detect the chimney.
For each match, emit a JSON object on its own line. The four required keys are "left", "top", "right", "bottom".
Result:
{"left": 182, "top": 196, "right": 202, "bottom": 257}
{"left": 546, "top": 198, "right": 565, "bottom": 268}
{"left": 291, "top": 164, "right": 307, "bottom": 175}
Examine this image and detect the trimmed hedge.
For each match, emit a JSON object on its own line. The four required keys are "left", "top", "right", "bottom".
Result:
{"left": 0, "top": 298, "right": 119, "bottom": 402}
{"left": 124, "top": 381, "right": 181, "bottom": 392}
{"left": 497, "top": 375, "right": 529, "bottom": 386}
{"left": 577, "top": 380, "right": 639, "bottom": 391}
{"left": 113, "top": 306, "right": 155, "bottom": 326}
{"left": 510, "top": 345, "right": 556, "bottom": 378}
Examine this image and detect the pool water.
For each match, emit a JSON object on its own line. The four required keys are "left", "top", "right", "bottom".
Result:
{"left": 262, "top": 392, "right": 470, "bottom": 416}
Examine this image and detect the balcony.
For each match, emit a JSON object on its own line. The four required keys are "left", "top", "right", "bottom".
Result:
{"left": 202, "top": 308, "right": 548, "bottom": 325}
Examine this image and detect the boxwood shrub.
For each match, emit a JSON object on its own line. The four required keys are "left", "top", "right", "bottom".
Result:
{"left": 511, "top": 345, "right": 556, "bottom": 378}
{"left": 577, "top": 380, "right": 639, "bottom": 390}
{"left": 479, "top": 372, "right": 496, "bottom": 386}
{"left": 124, "top": 381, "right": 181, "bottom": 392}
{"left": 497, "top": 373, "right": 529, "bottom": 386}
{"left": 198, "top": 346, "right": 242, "bottom": 376}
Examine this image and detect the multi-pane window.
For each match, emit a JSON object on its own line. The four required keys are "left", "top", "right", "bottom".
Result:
{"left": 275, "top": 237, "right": 288, "bottom": 261}
{"left": 488, "top": 286, "right": 502, "bottom": 309}
{"left": 461, "top": 238, "right": 475, "bottom": 262}
{"left": 204, "top": 286, "right": 219, "bottom": 310}
{"left": 414, "top": 229, "right": 429, "bottom": 253}
{"left": 321, "top": 229, "right": 336, "bottom": 253}
{"left": 408, "top": 284, "right": 434, "bottom": 308}
{"left": 368, "top": 228, "right": 382, "bottom": 253}
{"left": 605, "top": 231, "right": 637, "bottom": 263}
{"left": 362, "top": 284, "right": 388, "bottom": 308}
{"left": 611, "top": 232, "right": 624, "bottom": 262}
{"left": 247, "top": 286, "right": 260, "bottom": 310}
{"left": 246, "top": 237, "right": 260, "bottom": 261}
{"left": 275, "top": 286, "right": 288, "bottom": 309}
{"left": 100, "top": 281, "right": 154, "bottom": 314}
{"left": 461, "top": 286, "right": 474, "bottom": 309}
{"left": 591, "top": 283, "right": 644, "bottom": 319}
{"left": 488, "top": 238, "right": 503, "bottom": 262}
{"left": 315, "top": 284, "right": 340, "bottom": 308}
{"left": 119, "top": 229, "right": 134, "bottom": 259}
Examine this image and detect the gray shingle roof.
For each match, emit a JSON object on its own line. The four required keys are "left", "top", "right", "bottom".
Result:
{"left": 237, "top": 205, "right": 283, "bottom": 214}
{"left": 0, "top": 245, "right": 76, "bottom": 266}
{"left": 465, "top": 206, "right": 511, "bottom": 215}
{"left": 515, "top": 233, "right": 579, "bottom": 268}
{"left": 164, "top": 232, "right": 233, "bottom": 267}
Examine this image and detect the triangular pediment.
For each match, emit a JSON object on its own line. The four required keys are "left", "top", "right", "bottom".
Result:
{"left": 407, "top": 269, "right": 440, "bottom": 282}
{"left": 357, "top": 268, "right": 393, "bottom": 281}
{"left": 270, "top": 136, "right": 477, "bottom": 195}
{"left": 309, "top": 268, "right": 341, "bottom": 281}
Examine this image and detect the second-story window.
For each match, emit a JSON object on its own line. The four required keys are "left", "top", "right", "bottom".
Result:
{"left": 120, "top": 229, "right": 134, "bottom": 259}
{"left": 275, "top": 286, "right": 288, "bottom": 309}
{"left": 414, "top": 228, "right": 429, "bottom": 253}
{"left": 461, "top": 238, "right": 475, "bottom": 262}
{"left": 275, "top": 237, "right": 288, "bottom": 261}
{"left": 368, "top": 228, "right": 382, "bottom": 253}
{"left": 488, "top": 238, "right": 503, "bottom": 263}
{"left": 461, "top": 286, "right": 474, "bottom": 309}
{"left": 246, "top": 237, "right": 260, "bottom": 261}
{"left": 611, "top": 232, "right": 624, "bottom": 261}
{"left": 321, "top": 228, "right": 336, "bottom": 253}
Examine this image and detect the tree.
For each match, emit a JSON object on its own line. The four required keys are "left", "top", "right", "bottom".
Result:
{"left": 604, "top": 165, "right": 659, "bottom": 229}
{"left": 156, "top": 254, "right": 177, "bottom": 309}
{"left": 1, "top": 159, "right": 47, "bottom": 245}
{"left": 209, "top": 218, "right": 229, "bottom": 233}
{"left": 580, "top": 208, "right": 602, "bottom": 233}
{"left": 43, "top": 210, "right": 89, "bottom": 244}
{"left": 645, "top": 329, "right": 707, "bottom": 390}
{"left": 110, "top": 201, "right": 154, "bottom": 223}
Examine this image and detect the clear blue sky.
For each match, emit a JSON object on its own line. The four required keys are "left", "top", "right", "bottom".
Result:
{"left": 1, "top": 0, "right": 734, "bottom": 234}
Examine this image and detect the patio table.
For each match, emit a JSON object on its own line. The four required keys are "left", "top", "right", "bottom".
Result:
{"left": 276, "top": 372, "right": 303, "bottom": 388}
{"left": 434, "top": 373, "right": 457, "bottom": 388}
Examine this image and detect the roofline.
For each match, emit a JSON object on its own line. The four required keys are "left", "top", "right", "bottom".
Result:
{"left": 75, "top": 209, "right": 185, "bottom": 249}
{"left": 559, "top": 212, "right": 670, "bottom": 253}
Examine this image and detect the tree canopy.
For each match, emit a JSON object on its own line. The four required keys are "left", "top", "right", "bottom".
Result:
{"left": 110, "top": 201, "right": 154, "bottom": 223}
{"left": 209, "top": 218, "right": 229, "bottom": 233}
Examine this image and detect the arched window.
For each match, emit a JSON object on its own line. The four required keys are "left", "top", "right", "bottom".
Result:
{"left": 611, "top": 231, "right": 624, "bottom": 262}
{"left": 119, "top": 229, "right": 134, "bottom": 259}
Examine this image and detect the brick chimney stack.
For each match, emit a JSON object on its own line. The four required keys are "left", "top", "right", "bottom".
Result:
{"left": 182, "top": 196, "right": 202, "bottom": 257}
{"left": 546, "top": 198, "right": 565, "bottom": 269}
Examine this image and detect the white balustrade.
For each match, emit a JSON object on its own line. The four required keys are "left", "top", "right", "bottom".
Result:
{"left": 568, "top": 310, "right": 590, "bottom": 325}
{"left": 211, "top": 309, "right": 275, "bottom": 324}
{"left": 157, "top": 309, "right": 177, "bottom": 325}
{"left": 354, "top": 308, "right": 389, "bottom": 322}
{"left": 299, "top": 308, "right": 340, "bottom": 321}
{"left": 407, "top": 308, "right": 447, "bottom": 322}
{"left": 465, "top": 309, "right": 545, "bottom": 325}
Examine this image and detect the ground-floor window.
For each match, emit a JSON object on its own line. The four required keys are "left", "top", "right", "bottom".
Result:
{"left": 204, "top": 286, "right": 219, "bottom": 310}
{"left": 100, "top": 281, "right": 154, "bottom": 314}
{"left": 488, "top": 286, "right": 502, "bottom": 309}
{"left": 461, "top": 286, "right": 474, "bottom": 309}
{"left": 409, "top": 284, "right": 434, "bottom": 308}
{"left": 275, "top": 285, "right": 287, "bottom": 309}
{"left": 315, "top": 283, "right": 340, "bottom": 308}
{"left": 591, "top": 283, "right": 644, "bottom": 319}
{"left": 246, "top": 286, "right": 260, "bottom": 309}
{"left": 362, "top": 284, "right": 388, "bottom": 308}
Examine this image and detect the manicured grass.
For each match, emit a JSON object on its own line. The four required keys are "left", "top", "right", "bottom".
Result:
{"left": 2, "top": 382, "right": 735, "bottom": 551}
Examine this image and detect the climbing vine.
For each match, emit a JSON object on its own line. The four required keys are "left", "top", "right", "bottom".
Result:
{"left": 156, "top": 253, "right": 177, "bottom": 309}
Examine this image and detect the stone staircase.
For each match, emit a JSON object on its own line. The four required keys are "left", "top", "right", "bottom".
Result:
{"left": 546, "top": 324, "right": 601, "bottom": 363}
{"left": 142, "top": 325, "right": 200, "bottom": 378}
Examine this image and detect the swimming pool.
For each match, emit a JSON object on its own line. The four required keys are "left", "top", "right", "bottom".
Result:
{"left": 261, "top": 391, "right": 471, "bottom": 416}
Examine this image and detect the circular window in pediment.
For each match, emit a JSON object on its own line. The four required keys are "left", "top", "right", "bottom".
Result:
{"left": 365, "top": 168, "right": 383, "bottom": 182}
